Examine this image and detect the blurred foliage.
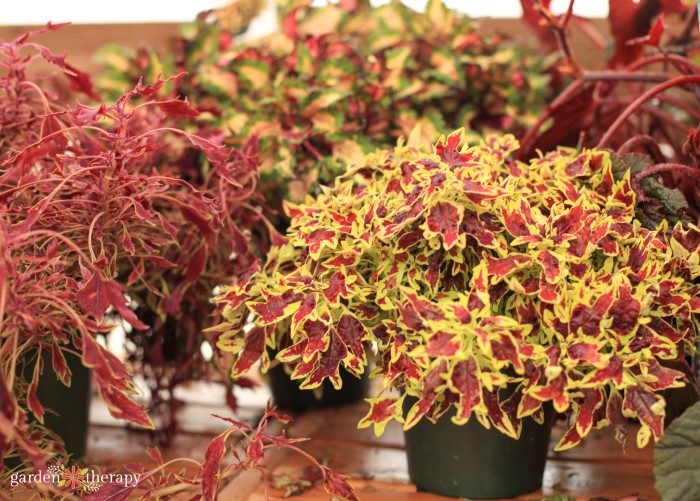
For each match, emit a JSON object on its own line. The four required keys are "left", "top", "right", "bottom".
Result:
{"left": 97, "top": 0, "right": 548, "bottom": 205}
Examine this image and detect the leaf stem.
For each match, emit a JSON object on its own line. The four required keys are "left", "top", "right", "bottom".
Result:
{"left": 597, "top": 75, "right": 700, "bottom": 149}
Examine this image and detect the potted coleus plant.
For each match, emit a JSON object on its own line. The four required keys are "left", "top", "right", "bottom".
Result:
{"left": 0, "top": 24, "right": 253, "bottom": 471}
{"left": 97, "top": 0, "right": 547, "bottom": 412}
{"left": 211, "top": 129, "right": 700, "bottom": 499}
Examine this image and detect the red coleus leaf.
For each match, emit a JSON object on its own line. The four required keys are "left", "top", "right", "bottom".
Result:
{"left": 485, "top": 254, "right": 532, "bottom": 283}
{"left": 232, "top": 326, "right": 267, "bottom": 376}
{"left": 567, "top": 342, "right": 606, "bottom": 367}
{"left": 644, "top": 359, "right": 684, "bottom": 391}
{"left": 292, "top": 292, "right": 317, "bottom": 329}
{"left": 482, "top": 388, "right": 516, "bottom": 437}
{"left": 435, "top": 129, "right": 465, "bottom": 166}
{"left": 201, "top": 430, "right": 234, "bottom": 501}
{"left": 461, "top": 212, "right": 497, "bottom": 247}
{"left": 323, "top": 270, "right": 352, "bottom": 305}
{"left": 462, "top": 181, "right": 507, "bottom": 207}
{"left": 609, "top": 283, "right": 641, "bottom": 335}
{"left": 179, "top": 203, "right": 216, "bottom": 247}
{"left": 405, "top": 360, "right": 448, "bottom": 429}
{"left": 585, "top": 354, "right": 624, "bottom": 386}
{"left": 501, "top": 199, "right": 536, "bottom": 238}
{"left": 336, "top": 313, "right": 367, "bottom": 362}
{"left": 323, "top": 470, "right": 359, "bottom": 501}
{"left": 310, "top": 328, "right": 348, "bottom": 389}
{"left": 384, "top": 351, "right": 423, "bottom": 384}
{"left": 574, "top": 388, "right": 605, "bottom": 437}
{"left": 156, "top": 98, "right": 200, "bottom": 117}
{"left": 26, "top": 378, "right": 43, "bottom": 422}
{"left": 75, "top": 269, "right": 148, "bottom": 330}
{"left": 537, "top": 250, "right": 563, "bottom": 284}
{"left": 450, "top": 358, "right": 481, "bottom": 424}
{"left": 626, "top": 14, "right": 665, "bottom": 47}
{"left": 569, "top": 289, "right": 614, "bottom": 336}
{"left": 51, "top": 345, "right": 71, "bottom": 385}
{"left": 184, "top": 243, "right": 208, "bottom": 286}
{"left": 551, "top": 202, "right": 586, "bottom": 242}
{"left": 323, "top": 246, "right": 363, "bottom": 267}
{"left": 403, "top": 289, "right": 445, "bottom": 321}
{"left": 36, "top": 46, "right": 100, "bottom": 100}
{"left": 646, "top": 317, "right": 685, "bottom": 344}
{"left": 305, "top": 228, "right": 337, "bottom": 257}
{"left": 531, "top": 373, "right": 569, "bottom": 413}
{"left": 490, "top": 333, "right": 522, "bottom": 372}
{"left": 556, "top": 422, "right": 583, "bottom": 451}
{"left": 608, "top": 0, "right": 686, "bottom": 66}
{"left": 359, "top": 396, "right": 403, "bottom": 435}
{"left": 424, "top": 201, "right": 464, "bottom": 250}
{"left": 622, "top": 386, "right": 665, "bottom": 440}
{"left": 426, "top": 331, "right": 461, "bottom": 357}
{"left": 301, "top": 319, "right": 331, "bottom": 360}
{"left": 97, "top": 385, "right": 153, "bottom": 429}
{"left": 396, "top": 228, "right": 424, "bottom": 252}
{"left": 250, "top": 290, "right": 303, "bottom": 324}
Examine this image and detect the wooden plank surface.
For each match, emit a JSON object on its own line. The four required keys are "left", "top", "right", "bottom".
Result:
{"left": 220, "top": 400, "right": 659, "bottom": 501}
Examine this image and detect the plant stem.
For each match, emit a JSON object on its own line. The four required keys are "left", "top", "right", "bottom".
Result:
{"left": 582, "top": 72, "right": 670, "bottom": 84}
{"left": 517, "top": 79, "right": 585, "bottom": 159}
{"left": 597, "top": 75, "right": 700, "bottom": 149}
{"left": 635, "top": 163, "right": 700, "bottom": 181}
{"left": 617, "top": 135, "right": 666, "bottom": 164}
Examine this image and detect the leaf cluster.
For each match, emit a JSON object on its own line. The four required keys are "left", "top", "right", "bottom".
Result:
{"left": 212, "top": 129, "right": 700, "bottom": 451}
{"left": 0, "top": 24, "right": 261, "bottom": 473}
{"left": 97, "top": 0, "right": 548, "bottom": 205}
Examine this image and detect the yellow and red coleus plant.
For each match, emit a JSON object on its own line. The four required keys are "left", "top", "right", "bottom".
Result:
{"left": 97, "top": 0, "right": 547, "bottom": 204}
{"left": 211, "top": 129, "right": 700, "bottom": 451}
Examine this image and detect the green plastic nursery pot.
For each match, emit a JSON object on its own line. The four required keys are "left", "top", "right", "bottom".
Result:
{"left": 36, "top": 348, "right": 92, "bottom": 459}
{"left": 403, "top": 400, "right": 554, "bottom": 499}
{"left": 267, "top": 363, "right": 370, "bottom": 412}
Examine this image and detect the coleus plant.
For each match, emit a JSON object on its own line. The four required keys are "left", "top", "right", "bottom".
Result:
{"left": 0, "top": 24, "right": 262, "bottom": 469}
{"left": 4, "top": 403, "right": 358, "bottom": 500}
{"left": 211, "top": 129, "right": 700, "bottom": 451}
{"left": 518, "top": 0, "right": 700, "bottom": 227}
{"left": 97, "top": 0, "right": 548, "bottom": 205}
{"left": 86, "top": 404, "right": 357, "bottom": 501}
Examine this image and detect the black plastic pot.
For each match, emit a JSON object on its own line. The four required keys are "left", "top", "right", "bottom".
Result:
{"left": 36, "top": 348, "right": 92, "bottom": 459}
{"left": 267, "top": 363, "right": 369, "bottom": 412}
{"left": 404, "top": 399, "right": 554, "bottom": 499}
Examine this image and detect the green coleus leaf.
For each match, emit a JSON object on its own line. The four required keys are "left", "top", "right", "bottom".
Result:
{"left": 654, "top": 401, "right": 700, "bottom": 501}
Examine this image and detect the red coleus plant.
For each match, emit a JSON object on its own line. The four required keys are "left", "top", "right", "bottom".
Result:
{"left": 0, "top": 24, "right": 262, "bottom": 470}
{"left": 212, "top": 129, "right": 700, "bottom": 451}
{"left": 518, "top": 0, "right": 700, "bottom": 225}
{"left": 81, "top": 404, "right": 357, "bottom": 501}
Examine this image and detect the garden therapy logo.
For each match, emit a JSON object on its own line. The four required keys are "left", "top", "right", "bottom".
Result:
{"left": 47, "top": 463, "right": 101, "bottom": 493}
{"left": 9, "top": 463, "right": 141, "bottom": 493}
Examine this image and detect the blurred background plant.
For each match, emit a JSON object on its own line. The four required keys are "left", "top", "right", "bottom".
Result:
{"left": 518, "top": 0, "right": 700, "bottom": 229}
{"left": 97, "top": 0, "right": 549, "bottom": 210}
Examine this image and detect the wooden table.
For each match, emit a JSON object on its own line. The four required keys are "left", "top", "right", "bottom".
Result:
{"left": 86, "top": 394, "right": 659, "bottom": 501}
